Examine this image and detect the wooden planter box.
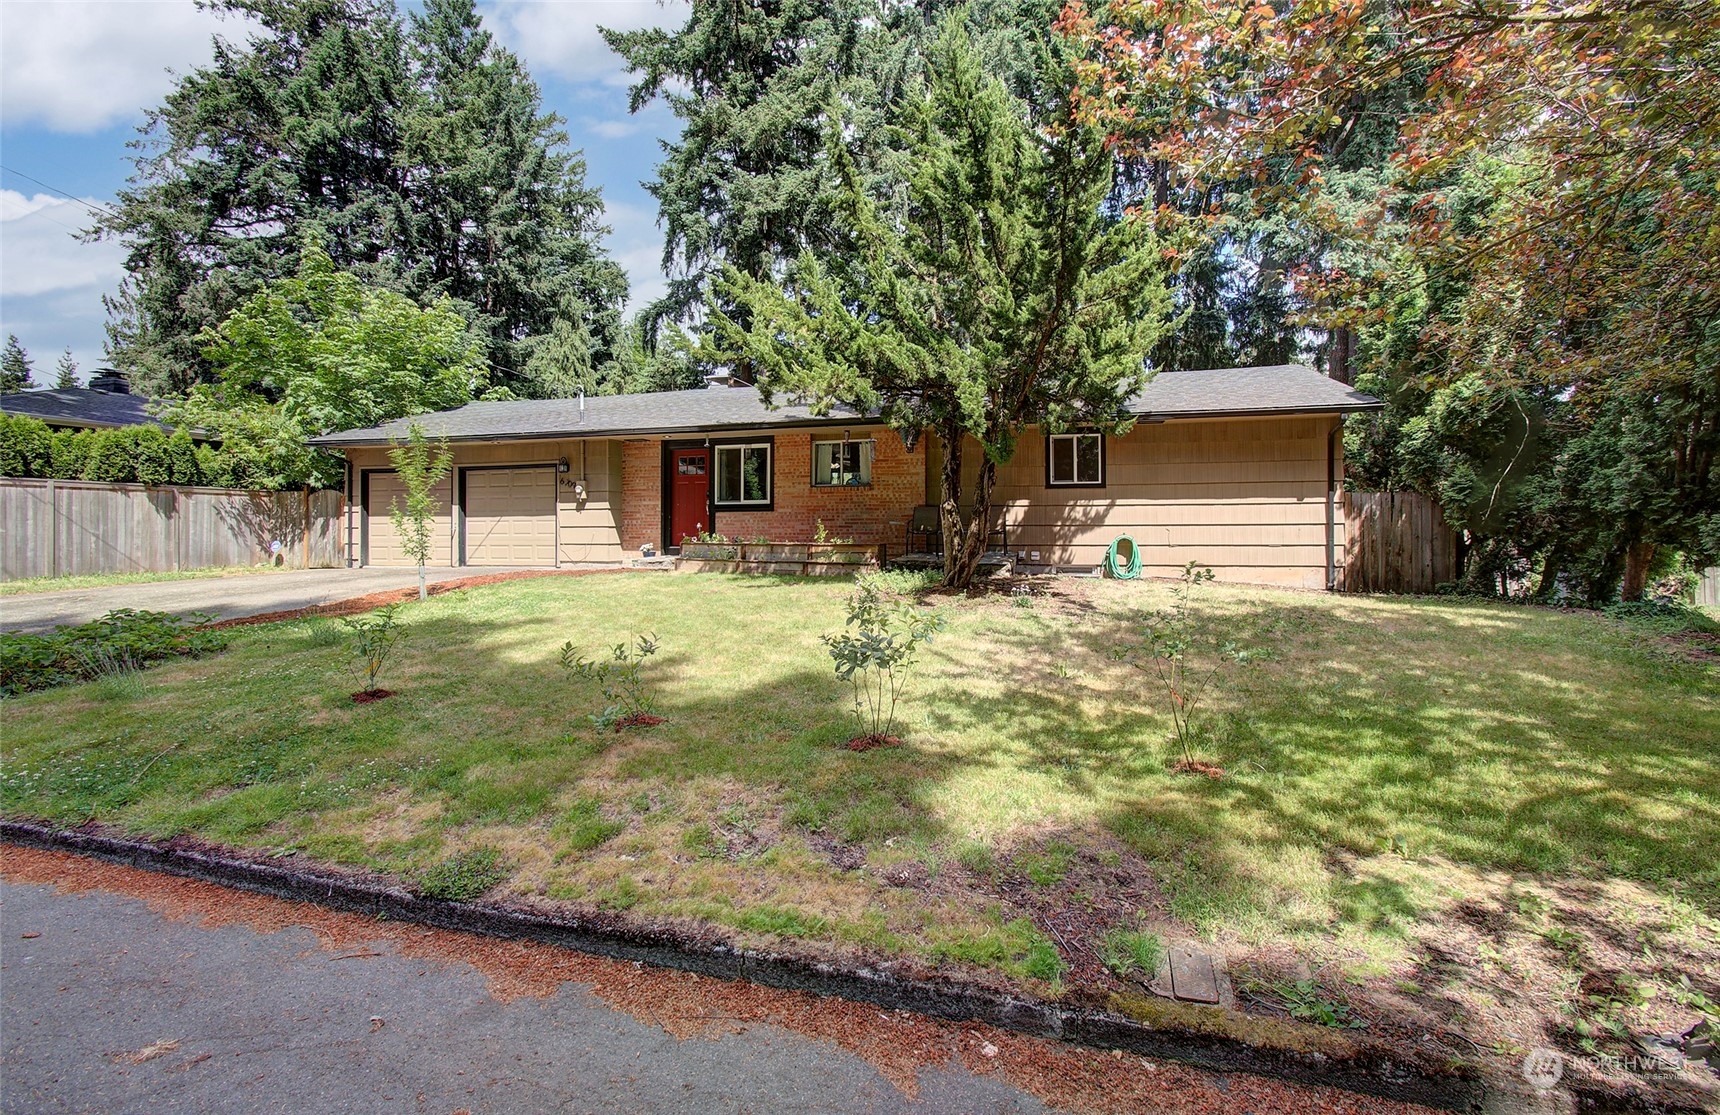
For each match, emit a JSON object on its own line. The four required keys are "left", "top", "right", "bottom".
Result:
{"left": 680, "top": 541, "right": 739, "bottom": 561}
{"left": 675, "top": 541, "right": 882, "bottom": 577}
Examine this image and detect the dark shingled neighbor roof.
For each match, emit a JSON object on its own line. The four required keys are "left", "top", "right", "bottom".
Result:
{"left": 1, "top": 388, "right": 159, "bottom": 430}
{"left": 309, "top": 363, "right": 1383, "bottom": 448}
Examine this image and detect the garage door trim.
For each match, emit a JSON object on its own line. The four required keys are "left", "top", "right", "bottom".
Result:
{"left": 457, "top": 463, "right": 560, "bottom": 567}
{"left": 361, "top": 466, "right": 456, "bottom": 568}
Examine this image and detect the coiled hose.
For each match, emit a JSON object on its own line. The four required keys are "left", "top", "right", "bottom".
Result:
{"left": 1104, "top": 535, "right": 1141, "bottom": 579}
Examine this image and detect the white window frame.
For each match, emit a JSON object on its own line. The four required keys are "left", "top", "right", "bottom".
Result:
{"left": 1047, "top": 432, "right": 1104, "bottom": 487}
{"left": 812, "top": 439, "right": 874, "bottom": 487}
{"left": 714, "top": 442, "right": 772, "bottom": 506}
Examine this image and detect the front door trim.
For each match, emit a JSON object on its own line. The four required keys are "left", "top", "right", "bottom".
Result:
{"left": 660, "top": 439, "right": 712, "bottom": 554}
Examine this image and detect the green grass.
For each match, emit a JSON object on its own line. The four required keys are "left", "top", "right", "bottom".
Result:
{"left": 3, "top": 572, "right": 1716, "bottom": 1015}
{"left": 0, "top": 564, "right": 291, "bottom": 597}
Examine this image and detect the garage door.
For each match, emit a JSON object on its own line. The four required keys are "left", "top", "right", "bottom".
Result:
{"left": 365, "top": 471, "right": 452, "bottom": 567}
{"left": 463, "top": 468, "right": 557, "bottom": 566}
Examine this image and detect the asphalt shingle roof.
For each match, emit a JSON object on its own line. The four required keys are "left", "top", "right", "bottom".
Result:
{"left": 0, "top": 388, "right": 158, "bottom": 429}
{"left": 309, "top": 363, "right": 1382, "bottom": 448}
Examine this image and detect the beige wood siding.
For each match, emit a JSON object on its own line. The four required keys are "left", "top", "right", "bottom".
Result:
{"left": 345, "top": 439, "right": 623, "bottom": 567}
{"left": 988, "top": 415, "right": 1344, "bottom": 589}
{"left": 364, "top": 470, "right": 453, "bottom": 567}
{"left": 463, "top": 467, "right": 556, "bottom": 565}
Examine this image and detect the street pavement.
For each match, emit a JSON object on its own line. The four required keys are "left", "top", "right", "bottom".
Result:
{"left": 0, "top": 875, "right": 1047, "bottom": 1115}
{"left": 0, "top": 567, "right": 543, "bottom": 633}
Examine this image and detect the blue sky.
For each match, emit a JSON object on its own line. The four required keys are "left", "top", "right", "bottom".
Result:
{"left": 0, "top": 0, "right": 685, "bottom": 385}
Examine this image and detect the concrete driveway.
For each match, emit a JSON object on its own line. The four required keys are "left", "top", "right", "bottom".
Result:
{"left": 0, "top": 567, "right": 544, "bottom": 633}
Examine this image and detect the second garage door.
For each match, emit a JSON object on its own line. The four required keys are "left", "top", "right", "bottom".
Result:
{"left": 463, "top": 467, "right": 557, "bottom": 566}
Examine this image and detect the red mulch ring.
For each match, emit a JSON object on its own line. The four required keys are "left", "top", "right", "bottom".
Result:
{"left": 1172, "top": 760, "right": 1225, "bottom": 780}
{"left": 614, "top": 713, "right": 666, "bottom": 730}
{"left": 206, "top": 568, "right": 633, "bottom": 630}
{"left": 350, "top": 689, "right": 395, "bottom": 704}
{"left": 846, "top": 734, "right": 904, "bottom": 752}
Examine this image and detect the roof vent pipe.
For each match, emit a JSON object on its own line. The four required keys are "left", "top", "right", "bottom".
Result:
{"left": 578, "top": 388, "right": 585, "bottom": 412}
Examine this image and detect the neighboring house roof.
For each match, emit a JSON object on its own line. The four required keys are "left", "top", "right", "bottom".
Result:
{"left": 0, "top": 386, "right": 159, "bottom": 430}
{"left": 310, "top": 363, "right": 1384, "bottom": 448}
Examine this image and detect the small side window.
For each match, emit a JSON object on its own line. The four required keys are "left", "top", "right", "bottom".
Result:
{"left": 1047, "top": 433, "right": 1103, "bottom": 486}
{"left": 812, "top": 440, "right": 873, "bottom": 486}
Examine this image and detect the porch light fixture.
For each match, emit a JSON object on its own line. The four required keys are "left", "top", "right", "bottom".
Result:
{"left": 557, "top": 457, "right": 570, "bottom": 473}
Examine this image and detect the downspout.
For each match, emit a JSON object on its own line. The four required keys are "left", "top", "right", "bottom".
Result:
{"left": 1325, "top": 420, "right": 1340, "bottom": 591}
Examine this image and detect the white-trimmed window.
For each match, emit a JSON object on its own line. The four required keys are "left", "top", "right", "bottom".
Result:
{"left": 1047, "top": 432, "right": 1104, "bottom": 486}
{"left": 715, "top": 443, "right": 772, "bottom": 505}
{"left": 812, "top": 439, "right": 873, "bottom": 487}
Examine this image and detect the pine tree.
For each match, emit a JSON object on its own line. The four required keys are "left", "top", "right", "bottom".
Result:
{"left": 2, "top": 335, "right": 35, "bottom": 392}
{"left": 54, "top": 349, "right": 79, "bottom": 389}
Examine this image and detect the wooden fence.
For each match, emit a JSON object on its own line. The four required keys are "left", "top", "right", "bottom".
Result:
{"left": 0, "top": 478, "right": 344, "bottom": 581}
{"left": 1340, "top": 490, "right": 1458, "bottom": 594}
{"left": 1699, "top": 567, "right": 1720, "bottom": 608}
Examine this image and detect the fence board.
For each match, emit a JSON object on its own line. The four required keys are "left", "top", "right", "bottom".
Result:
{"left": 1699, "top": 567, "right": 1720, "bottom": 608}
{"left": 1340, "top": 491, "right": 1458, "bottom": 594}
{"left": 0, "top": 478, "right": 343, "bottom": 581}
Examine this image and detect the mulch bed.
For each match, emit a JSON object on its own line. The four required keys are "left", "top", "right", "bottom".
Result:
{"left": 1171, "top": 760, "right": 1226, "bottom": 780}
{"left": 205, "top": 568, "right": 632, "bottom": 630}
{"left": 846, "top": 734, "right": 903, "bottom": 752}
{"left": 350, "top": 689, "right": 395, "bottom": 704}
{"left": 614, "top": 713, "right": 665, "bottom": 730}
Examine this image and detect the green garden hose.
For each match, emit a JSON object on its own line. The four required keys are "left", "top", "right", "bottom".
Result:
{"left": 1104, "top": 535, "right": 1142, "bottom": 579}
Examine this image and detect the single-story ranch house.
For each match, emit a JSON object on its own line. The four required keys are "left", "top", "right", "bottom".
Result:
{"left": 310, "top": 364, "right": 1383, "bottom": 589}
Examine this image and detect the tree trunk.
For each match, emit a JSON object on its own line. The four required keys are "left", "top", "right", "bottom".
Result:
{"left": 1531, "top": 551, "right": 1563, "bottom": 601}
{"left": 947, "top": 457, "right": 997, "bottom": 591}
{"left": 419, "top": 563, "right": 427, "bottom": 602}
{"left": 938, "top": 426, "right": 965, "bottom": 585}
{"left": 1620, "top": 541, "right": 1658, "bottom": 602}
{"left": 1329, "top": 325, "right": 1352, "bottom": 385}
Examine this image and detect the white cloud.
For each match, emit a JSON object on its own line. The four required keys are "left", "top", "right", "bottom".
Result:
{"left": 483, "top": 0, "right": 685, "bottom": 87}
{"left": 0, "top": 1, "right": 253, "bottom": 132}
{"left": 0, "top": 193, "right": 126, "bottom": 298}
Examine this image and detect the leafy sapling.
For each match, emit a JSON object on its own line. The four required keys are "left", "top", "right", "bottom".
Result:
{"left": 387, "top": 422, "right": 453, "bottom": 601}
{"left": 561, "top": 633, "right": 662, "bottom": 728}
{"left": 1117, "top": 561, "right": 1262, "bottom": 772}
{"left": 823, "top": 577, "right": 945, "bottom": 746}
{"left": 345, "top": 604, "right": 405, "bottom": 697}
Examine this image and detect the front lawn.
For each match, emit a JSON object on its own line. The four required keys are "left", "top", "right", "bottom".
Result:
{"left": 4, "top": 572, "right": 1716, "bottom": 1095}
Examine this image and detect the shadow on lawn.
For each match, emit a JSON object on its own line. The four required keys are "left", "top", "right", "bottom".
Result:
{"left": 926, "top": 593, "right": 1719, "bottom": 918}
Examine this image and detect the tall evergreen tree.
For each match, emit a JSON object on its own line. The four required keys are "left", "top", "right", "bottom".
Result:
{"left": 54, "top": 350, "right": 79, "bottom": 389}
{"left": 90, "top": 0, "right": 624, "bottom": 398}
{"left": 2, "top": 336, "right": 35, "bottom": 393}
{"left": 711, "top": 18, "right": 1171, "bottom": 588}
{"left": 604, "top": 0, "right": 1072, "bottom": 342}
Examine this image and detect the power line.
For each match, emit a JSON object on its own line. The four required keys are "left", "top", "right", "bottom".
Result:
{"left": 0, "top": 164, "right": 120, "bottom": 220}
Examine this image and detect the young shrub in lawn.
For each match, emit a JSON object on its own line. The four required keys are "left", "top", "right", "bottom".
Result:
{"left": 0, "top": 608, "right": 226, "bottom": 697}
{"left": 560, "top": 633, "right": 663, "bottom": 729}
{"left": 345, "top": 604, "right": 404, "bottom": 700}
{"left": 823, "top": 576, "right": 945, "bottom": 748}
{"left": 387, "top": 423, "right": 453, "bottom": 602}
{"left": 1116, "top": 561, "right": 1262, "bottom": 775}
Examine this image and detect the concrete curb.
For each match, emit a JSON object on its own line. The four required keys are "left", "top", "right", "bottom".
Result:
{"left": 3, "top": 821, "right": 1487, "bottom": 1110}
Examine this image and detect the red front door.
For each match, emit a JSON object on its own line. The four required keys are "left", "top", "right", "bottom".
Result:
{"left": 670, "top": 448, "right": 710, "bottom": 549}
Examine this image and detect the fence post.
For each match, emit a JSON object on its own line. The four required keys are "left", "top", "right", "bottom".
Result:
{"left": 47, "top": 478, "right": 59, "bottom": 579}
